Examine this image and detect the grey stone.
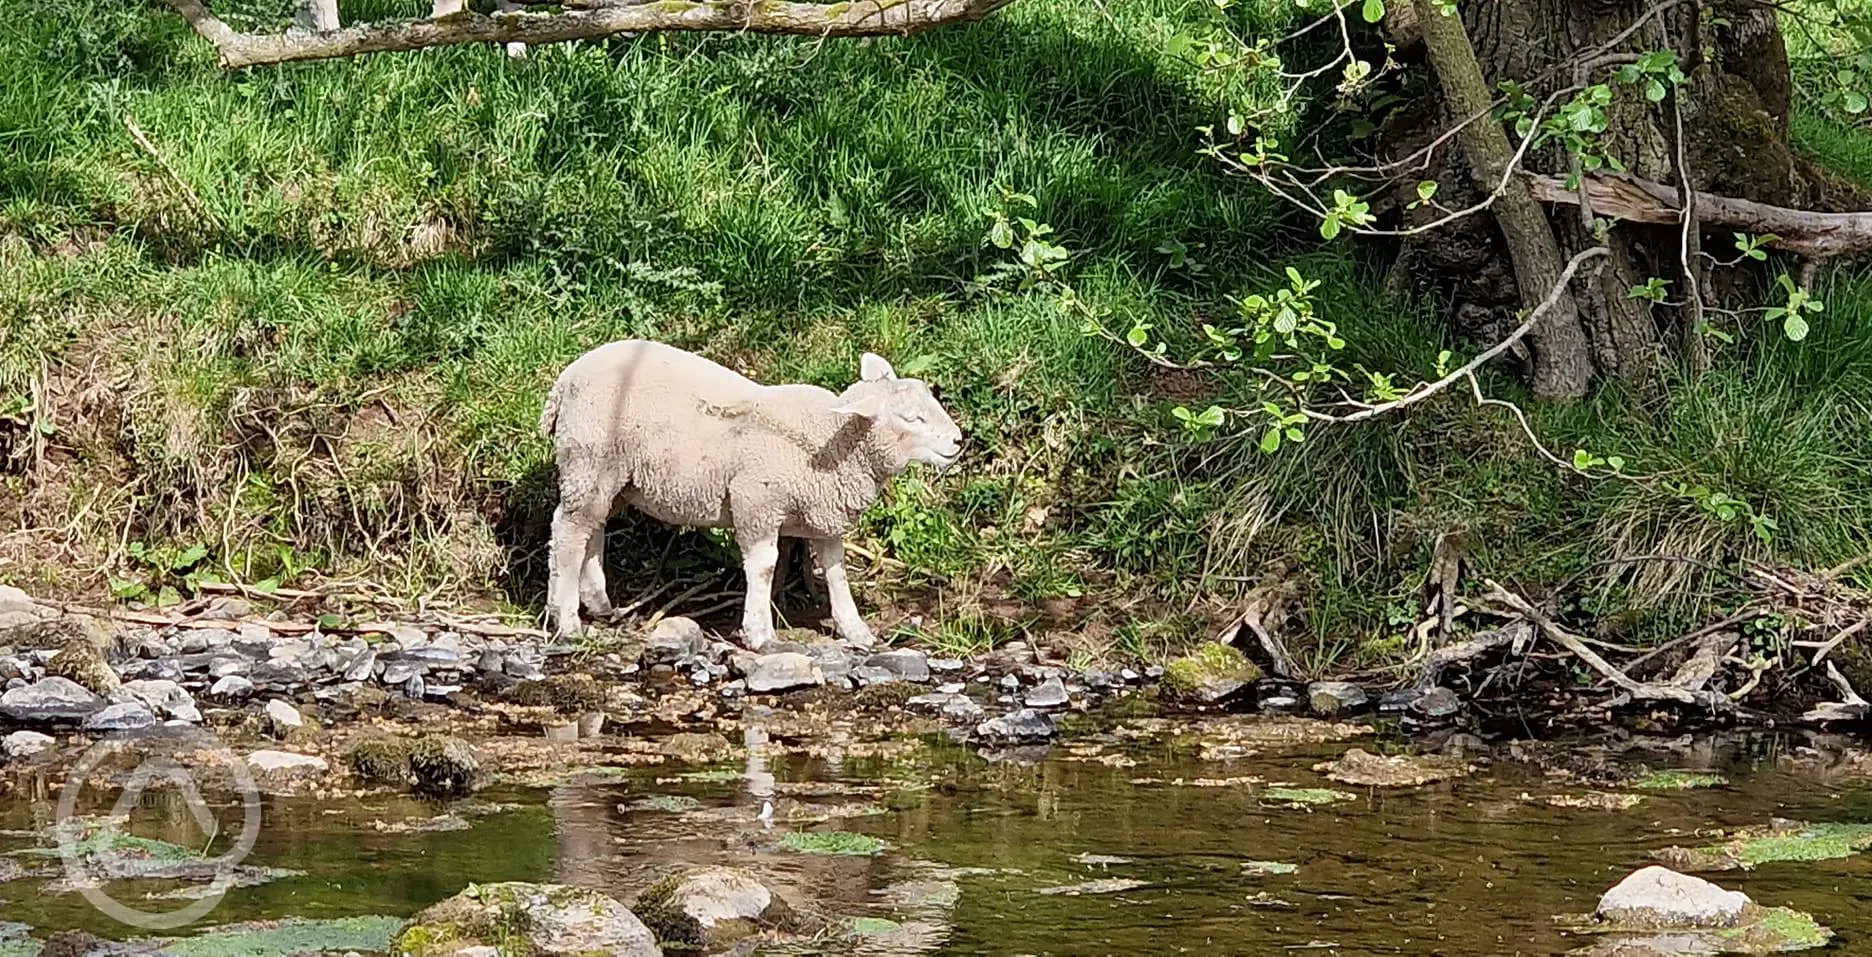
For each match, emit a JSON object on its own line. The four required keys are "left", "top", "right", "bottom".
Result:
{"left": 199, "top": 597, "right": 252, "bottom": 620}
{"left": 82, "top": 701, "right": 156, "bottom": 732}
{"left": 120, "top": 679, "right": 202, "bottom": 722}
{"left": 211, "top": 675, "right": 255, "bottom": 699}
{"left": 381, "top": 662, "right": 417, "bottom": 686}
{"left": 1259, "top": 695, "right": 1301, "bottom": 713}
{"left": 938, "top": 682, "right": 965, "bottom": 694}
{"left": 999, "top": 674, "right": 1020, "bottom": 691}
{"left": 0, "top": 677, "right": 105, "bottom": 722}
{"left": 477, "top": 650, "right": 506, "bottom": 674}
{"left": 1120, "top": 667, "right": 1140, "bottom": 682}
{"left": 642, "top": 616, "right": 709, "bottom": 666}
{"left": 1307, "top": 681, "right": 1370, "bottom": 716}
{"left": 907, "top": 692, "right": 985, "bottom": 720}
{"left": 208, "top": 656, "right": 249, "bottom": 679}
{"left": 1024, "top": 677, "right": 1070, "bottom": 709}
{"left": 263, "top": 699, "right": 304, "bottom": 734}
{"left": 652, "top": 866, "right": 781, "bottom": 945}
{"left": 972, "top": 708, "right": 1056, "bottom": 744}
{"left": 404, "top": 673, "right": 426, "bottom": 699}
{"left": 744, "top": 653, "right": 823, "bottom": 693}
{"left": 1143, "top": 665, "right": 1165, "bottom": 680}
{"left": 3, "top": 730, "right": 56, "bottom": 759}
{"left": 850, "top": 665, "right": 900, "bottom": 687}
{"left": 246, "top": 750, "right": 328, "bottom": 776}
{"left": 505, "top": 657, "right": 545, "bottom": 681}
{"left": 929, "top": 657, "right": 966, "bottom": 673}
{"left": 864, "top": 649, "right": 930, "bottom": 682}
{"left": 343, "top": 650, "right": 377, "bottom": 683}
{"left": 1596, "top": 866, "right": 1750, "bottom": 929}
{"left": 0, "top": 658, "right": 28, "bottom": 682}
{"left": 803, "top": 642, "right": 856, "bottom": 682}
{"left": 1410, "top": 686, "right": 1462, "bottom": 720}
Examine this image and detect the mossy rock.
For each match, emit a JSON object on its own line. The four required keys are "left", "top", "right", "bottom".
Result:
{"left": 391, "top": 881, "right": 659, "bottom": 956}
{"left": 407, "top": 734, "right": 482, "bottom": 797}
{"left": 502, "top": 673, "right": 606, "bottom": 714}
{"left": 345, "top": 736, "right": 412, "bottom": 786}
{"left": 1161, "top": 643, "right": 1260, "bottom": 703}
{"left": 45, "top": 637, "right": 119, "bottom": 695}
{"left": 851, "top": 681, "right": 921, "bottom": 710}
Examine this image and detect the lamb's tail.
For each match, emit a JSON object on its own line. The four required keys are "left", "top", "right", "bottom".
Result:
{"left": 538, "top": 375, "right": 565, "bottom": 439}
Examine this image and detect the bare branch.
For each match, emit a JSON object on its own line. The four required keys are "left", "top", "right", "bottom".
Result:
{"left": 1526, "top": 172, "right": 1872, "bottom": 259}
{"left": 164, "top": 0, "right": 1016, "bottom": 68}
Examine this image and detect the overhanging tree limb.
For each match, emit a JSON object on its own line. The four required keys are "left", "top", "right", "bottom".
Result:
{"left": 1525, "top": 172, "right": 1872, "bottom": 259}
{"left": 163, "top": 0, "right": 1017, "bottom": 68}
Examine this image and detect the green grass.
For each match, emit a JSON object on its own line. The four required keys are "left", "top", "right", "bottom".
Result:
{"left": 5, "top": 0, "right": 1872, "bottom": 674}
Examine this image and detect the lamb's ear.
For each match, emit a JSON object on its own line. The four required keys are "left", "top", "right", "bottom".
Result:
{"left": 860, "top": 353, "right": 896, "bottom": 382}
{"left": 831, "top": 393, "right": 887, "bottom": 420}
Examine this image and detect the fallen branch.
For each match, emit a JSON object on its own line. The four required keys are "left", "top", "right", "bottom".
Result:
{"left": 164, "top": 0, "right": 1015, "bottom": 68}
{"left": 1483, "top": 580, "right": 1699, "bottom": 704}
{"left": 1526, "top": 172, "right": 1872, "bottom": 259}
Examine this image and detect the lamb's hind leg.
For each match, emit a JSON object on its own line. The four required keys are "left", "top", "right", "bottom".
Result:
{"left": 549, "top": 463, "right": 619, "bottom": 638}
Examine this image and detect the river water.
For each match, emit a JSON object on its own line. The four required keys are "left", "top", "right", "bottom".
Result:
{"left": 3, "top": 719, "right": 1870, "bottom": 955}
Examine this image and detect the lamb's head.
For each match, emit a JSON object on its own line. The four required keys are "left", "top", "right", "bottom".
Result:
{"left": 832, "top": 353, "right": 963, "bottom": 472}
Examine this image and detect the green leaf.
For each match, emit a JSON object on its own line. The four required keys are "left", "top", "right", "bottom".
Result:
{"left": 1784, "top": 312, "right": 1811, "bottom": 341}
{"left": 156, "top": 585, "right": 182, "bottom": 609}
{"left": 1605, "top": 455, "right": 1625, "bottom": 472}
{"left": 1415, "top": 180, "right": 1438, "bottom": 201}
{"left": 1645, "top": 78, "right": 1667, "bottom": 102}
{"left": 1196, "top": 405, "right": 1226, "bottom": 427}
{"left": 1126, "top": 324, "right": 1150, "bottom": 347}
{"left": 176, "top": 544, "right": 209, "bottom": 568}
{"left": 1572, "top": 449, "right": 1594, "bottom": 470}
{"left": 317, "top": 613, "right": 344, "bottom": 630}
{"left": 1361, "top": 0, "right": 1384, "bottom": 23}
{"left": 1847, "top": 91, "right": 1869, "bottom": 114}
{"left": 252, "top": 577, "right": 282, "bottom": 596}
{"left": 1284, "top": 427, "right": 1305, "bottom": 442}
{"left": 1319, "top": 214, "right": 1342, "bottom": 240}
{"left": 109, "top": 578, "right": 148, "bottom": 600}
{"left": 989, "top": 219, "right": 1014, "bottom": 249}
{"left": 1259, "top": 428, "right": 1282, "bottom": 454}
{"left": 1172, "top": 406, "right": 1194, "bottom": 422}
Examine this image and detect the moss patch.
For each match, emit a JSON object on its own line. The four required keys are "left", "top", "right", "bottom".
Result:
{"left": 344, "top": 736, "right": 412, "bottom": 785}
{"left": 502, "top": 674, "right": 606, "bottom": 713}
{"left": 158, "top": 916, "right": 404, "bottom": 956}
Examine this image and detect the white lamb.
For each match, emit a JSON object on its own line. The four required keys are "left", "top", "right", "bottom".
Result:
{"left": 537, "top": 340, "right": 963, "bottom": 648}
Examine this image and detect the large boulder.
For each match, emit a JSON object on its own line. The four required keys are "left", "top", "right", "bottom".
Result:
{"left": 45, "top": 637, "right": 119, "bottom": 696}
{"left": 634, "top": 866, "right": 790, "bottom": 950}
{"left": 1161, "top": 643, "right": 1260, "bottom": 704}
{"left": 391, "top": 882, "right": 661, "bottom": 956}
{"left": 1596, "top": 866, "right": 1750, "bottom": 929}
{"left": 408, "top": 734, "right": 482, "bottom": 797}
{"left": 642, "top": 617, "right": 709, "bottom": 666}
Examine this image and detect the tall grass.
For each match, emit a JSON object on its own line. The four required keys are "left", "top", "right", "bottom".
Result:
{"left": 3, "top": 0, "right": 1872, "bottom": 668}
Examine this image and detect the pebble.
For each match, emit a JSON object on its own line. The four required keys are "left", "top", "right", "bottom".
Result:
{"left": 263, "top": 699, "right": 305, "bottom": 734}
{"left": 972, "top": 708, "right": 1057, "bottom": 744}
{"left": 744, "top": 653, "right": 823, "bottom": 693}
{"left": 211, "top": 675, "right": 255, "bottom": 698}
{"left": 1307, "top": 681, "right": 1370, "bottom": 716}
{"left": 82, "top": 701, "right": 157, "bottom": 732}
{"left": 864, "top": 649, "right": 931, "bottom": 682}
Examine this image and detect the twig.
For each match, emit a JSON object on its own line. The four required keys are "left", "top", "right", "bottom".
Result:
{"left": 123, "top": 117, "right": 217, "bottom": 227}
{"left": 1484, "top": 579, "right": 1697, "bottom": 703}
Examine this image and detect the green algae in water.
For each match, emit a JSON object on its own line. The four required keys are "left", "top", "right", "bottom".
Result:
{"left": 1631, "top": 770, "right": 1728, "bottom": 790}
{"left": 779, "top": 831, "right": 885, "bottom": 856}
{"left": 1261, "top": 787, "right": 1355, "bottom": 806}
{"left": 1241, "top": 860, "right": 1298, "bottom": 875}
{"left": 851, "top": 917, "right": 903, "bottom": 936}
{"left": 680, "top": 768, "right": 744, "bottom": 783}
{"left": 1728, "top": 822, "right": 1872, "bottom": 866}
{"left": 157, "top": 916, "right": 404, "bottom": 956}
{"left": 629, "top": 795, "right": 703, "bottom": 813}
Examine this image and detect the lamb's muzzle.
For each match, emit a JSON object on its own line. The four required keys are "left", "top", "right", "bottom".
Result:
{"left": 540, "top": 340, "right": 962, "bottom": 649}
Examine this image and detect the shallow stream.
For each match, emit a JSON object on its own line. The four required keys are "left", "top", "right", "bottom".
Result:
{"left": 5, "top": 719, "right": 1871, "bottom": 955}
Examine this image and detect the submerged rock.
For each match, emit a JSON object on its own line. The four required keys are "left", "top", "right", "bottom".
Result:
{"left": 1597, "top": 866, "right": 1749, "bottom": 929}
{"left": 1314, "top": 748, "right": 1472, "bottom": 787}
{"left": 745, "top": 653, "right": 823, "bottom": 693}
{"left": 0, "top": 676, "right": 105, "bottom": 722}
{"left": 972, "top": 708, "right": 1056, "bottom": 744}
{"left": 391, "top": 881, "right": 659, "bottom": 956}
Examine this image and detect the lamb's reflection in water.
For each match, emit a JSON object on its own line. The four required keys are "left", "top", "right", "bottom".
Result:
{"left": 541, "top": 721, "right": 955, "bottom": 954}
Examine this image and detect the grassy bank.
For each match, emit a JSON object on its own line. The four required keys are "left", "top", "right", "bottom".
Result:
{"left": 4, "top": 0, "right": 1871, "bottom": 671}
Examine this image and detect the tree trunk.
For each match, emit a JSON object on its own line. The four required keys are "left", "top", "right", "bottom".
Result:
{"left": 1384, "top": 0, "right": 1853, "bottom": 389}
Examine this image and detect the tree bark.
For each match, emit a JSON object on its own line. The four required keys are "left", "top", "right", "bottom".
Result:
{"left": 1412, "top": 0, "right": 1593, "bottom": 398}
{"left": 1385, "top": 0, "right": 1854, "bottom": 391}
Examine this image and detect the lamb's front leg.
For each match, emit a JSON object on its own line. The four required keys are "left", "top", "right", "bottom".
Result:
{"left": 736, "top": 527, "right": 781, "bottom": 651}
{"left": 813, "top": 538, "right": 876, "bottom": 647}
